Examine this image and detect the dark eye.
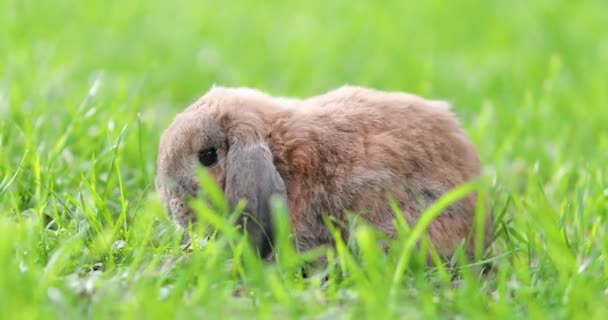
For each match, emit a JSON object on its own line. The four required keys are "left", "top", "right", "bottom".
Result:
{"left": 198, "top": 148, "right": 218, "bottom": 167}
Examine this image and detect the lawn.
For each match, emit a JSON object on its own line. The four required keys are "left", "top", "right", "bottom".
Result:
{"left": 1, "top": 0, "right": 607, "bottom": 319}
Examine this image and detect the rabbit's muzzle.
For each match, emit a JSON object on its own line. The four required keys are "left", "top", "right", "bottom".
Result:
{"left": 158, "top": 175, "right": 200, "bottom": 229}
{"left": 167, "top": 196, "right": 197, "bottom": 229}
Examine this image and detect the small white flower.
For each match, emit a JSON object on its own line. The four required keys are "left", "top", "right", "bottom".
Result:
{"left": 19, "top": 261, "right": 28, "bottom": 272}
{"left": 112, "top": 240, "right": 126, "bottom": 251}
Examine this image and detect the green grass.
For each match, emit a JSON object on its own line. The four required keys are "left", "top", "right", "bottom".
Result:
{"left": 1, "top": 0, "right": 608, "bottom": 318}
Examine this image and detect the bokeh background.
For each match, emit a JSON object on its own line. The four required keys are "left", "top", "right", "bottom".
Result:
{"left": 3, "top": 1, "right": 607, "bottom": 188}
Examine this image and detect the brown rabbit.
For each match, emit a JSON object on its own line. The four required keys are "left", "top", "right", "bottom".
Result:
{"left": 155, "top": 85, "right": 492, "bottom": 260}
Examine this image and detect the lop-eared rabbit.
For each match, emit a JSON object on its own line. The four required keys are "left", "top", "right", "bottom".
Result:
{"left": 156, "top": 85, "right": 492, "bottom": 261}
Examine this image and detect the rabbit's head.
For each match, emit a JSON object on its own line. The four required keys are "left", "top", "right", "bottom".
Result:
{"left": 155, "top": 87, "right": 287, "bottom": 257}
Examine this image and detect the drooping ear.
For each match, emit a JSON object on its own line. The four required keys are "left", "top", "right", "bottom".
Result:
{"left": 224, "top": 142, "right": 287, "bottom": 258}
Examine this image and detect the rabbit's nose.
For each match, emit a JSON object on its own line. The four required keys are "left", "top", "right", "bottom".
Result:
{"left": 178, "top": 177, "right": 200, "bottom": 197}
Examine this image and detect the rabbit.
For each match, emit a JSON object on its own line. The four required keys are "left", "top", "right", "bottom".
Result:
{"left": 155, "top": 85, "right": 492, "bottom": 261}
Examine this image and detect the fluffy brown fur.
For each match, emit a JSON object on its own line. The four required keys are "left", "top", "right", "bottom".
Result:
{"left": 155, "top": 85, "right": 492, "bottom": 260}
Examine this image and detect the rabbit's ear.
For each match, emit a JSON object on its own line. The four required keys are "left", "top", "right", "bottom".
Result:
{"left": 225, "top": 142, "right": 287, "bottom": 258}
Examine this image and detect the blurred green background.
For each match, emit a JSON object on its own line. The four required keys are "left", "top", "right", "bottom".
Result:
{"left": 1, "top": 0, "right": 607, "bottom": 318}
{"left": 2, "top": 0, "right": 607, "bottom": 181}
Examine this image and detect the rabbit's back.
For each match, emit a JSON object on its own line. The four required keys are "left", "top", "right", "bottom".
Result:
{"left": 270, "top": 86, "right": 488, "bottom": 256}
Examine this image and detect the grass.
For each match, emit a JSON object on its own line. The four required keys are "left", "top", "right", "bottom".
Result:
{"left": 1, "top": 0, "right": 608, "bottom": 318}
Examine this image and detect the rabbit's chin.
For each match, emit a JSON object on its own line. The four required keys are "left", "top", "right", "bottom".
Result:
{"left": 168, "top": 197, "right": 197, "bottom": 229}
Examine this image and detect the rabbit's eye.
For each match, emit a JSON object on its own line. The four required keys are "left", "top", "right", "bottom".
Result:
{"left": 198, "top": 148, "right": 218, "bottom": 167}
